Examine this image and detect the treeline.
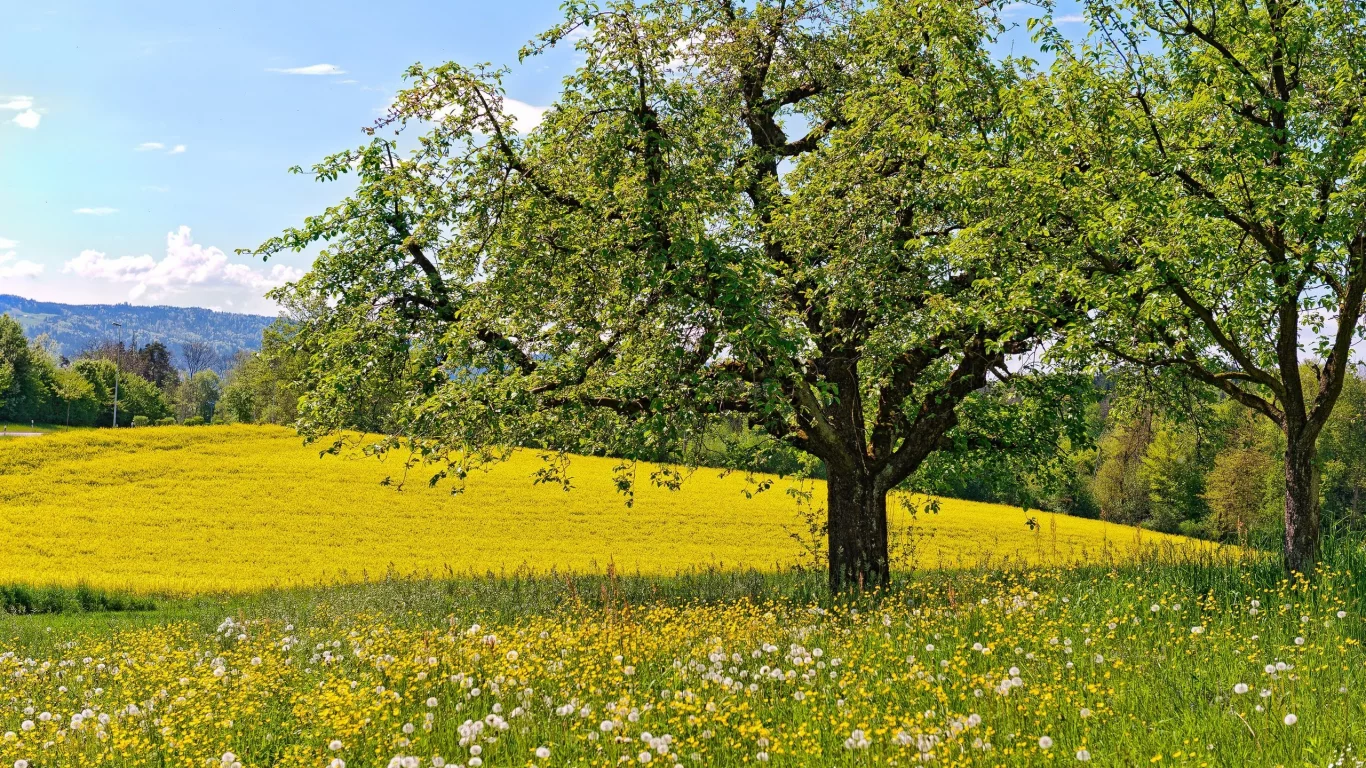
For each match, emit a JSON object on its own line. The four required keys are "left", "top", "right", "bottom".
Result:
{"left": 1, "top": 314, "right": 228, "bottom": 427}
{"left": 918, "top": 372, "right": 1366, "bottom": 548}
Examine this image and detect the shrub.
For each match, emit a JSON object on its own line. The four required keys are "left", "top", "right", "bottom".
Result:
{"left": 155, "top": 417, "right": 176, "bottom": 426}
{"left": 183, "top": 416, "right": 206, "bottom": 426}
{"left": 131, "top": 415, "right": 151, "bottom": 427}
{"left": 0, "top": 583, "right": 154, "bottom": 615}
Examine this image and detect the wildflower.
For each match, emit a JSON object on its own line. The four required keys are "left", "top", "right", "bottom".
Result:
{"left": 1076, "top": 748, "right": 1091, "bottom": 761}
{"left": 329, "top": 761, "right": 345, "bottom": 768}
{"left": 1233, "top": 683, "right": 1249, "bottom": 694}
{"left": 507, "top": 650, "right": 519, "bottom": 661}
{"left": 1284, "top": 713, "right": 1298, "bottom": 726}
{"left": 1191, "top": 626, "right": 1205, "bottom": 634}
{"left": 844, "top": 729, "right": 870, "bottom": 750}
{"left": 1039, "top": 736, "right": 1054, "bottom": 749}
{"left": 536, "top": 746, "right": 551, "bottom": 759}
{"left": 1337, "top": 610, "right": 1347, "bottom": 619}
{"left": 639, "top": 751, "right": 654, "bottom": 763}
{"left": 1079, "top": 708, "right": 1091, "bottom": 718}
{"left": 330, "top": 740, "right": 343, "bottom": 750}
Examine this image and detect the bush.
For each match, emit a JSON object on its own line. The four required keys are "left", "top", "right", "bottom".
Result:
{"left": 131, "top": 415, "right": 151, "bottom": 427}
{"left": 183, "top": 416, "right": 206, "bottom": 426}
{"left": 155, "top": 417, "right": 176, "bottom": 426}
{"left": 0, "top": 583, "right": 155, "bottom": 615}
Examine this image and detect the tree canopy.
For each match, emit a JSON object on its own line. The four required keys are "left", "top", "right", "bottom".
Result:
{"left": 254, "top": 0, "right": 1082, "bottom": 590}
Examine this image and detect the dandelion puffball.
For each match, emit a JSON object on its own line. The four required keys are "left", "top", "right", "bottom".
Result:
{"left": 536, "top": 746, "right": 551, "bottom": 759}
{"left": 1039, "top": 736, "right": 1054, "bottom": 749}
{"left": 1233, "top": 683, "right": 1249, "bottom": 694}
{"left": 1284, "top": 713, "right": 1298, "bottom": 725}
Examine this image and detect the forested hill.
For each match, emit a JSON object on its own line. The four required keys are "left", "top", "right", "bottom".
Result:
{"left": 0, "top": 294, "right": 274, "bottom": 359}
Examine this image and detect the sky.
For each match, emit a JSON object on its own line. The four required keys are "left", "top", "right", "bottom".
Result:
{"left": 0, "top": 0, "right": 1071, "bottom": 316}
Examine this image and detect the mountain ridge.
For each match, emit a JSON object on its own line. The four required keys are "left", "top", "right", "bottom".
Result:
{"left": 0, "top": 293, "right": 275, "bottom": 360}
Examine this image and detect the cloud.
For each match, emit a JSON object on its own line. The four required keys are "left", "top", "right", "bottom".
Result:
{"left": 136, "top": 142, "right": 165, "bottom": 151}
{"left": 12, "top": 110, "right": 40, "bottom": 129}
{"left": 0, "top": 237, "right": 16, "bottom": 249}
{"left": 432, "top": 96, "right": 548, "bottom": 134}
{"left": 74, "top": 207, "right": 118, "bottom": 215}
{"left": 0, "top": 251, "right": 43, "bottom": 279}
{"left": 63, "top": 226, "right": 304, "bottom": 304}
{"left": 503, "top": 98, "right": 547, "bottom": 133}
{"left": 1056, "top": 14, "right": 1086, "bottom": 22}
{"left": 267, "top": 63, "right": 346, "bottom": 76}
{"left": 169, "top": 144, "right": 186, "bottom": 154}
{"left": 3, "top": 96, "right": 42, "bottom": 129}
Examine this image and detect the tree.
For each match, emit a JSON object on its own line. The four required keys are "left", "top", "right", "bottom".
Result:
{"left": 73, "top": 359, "right": 172, "bottom": 427}
{"left": 252, "top": 0, "right": 1073, "bottom": 590}
{"left": 50, "top": 367, "right": 95, "bottom": 426}
{"left": 180, "top": 341, "right": 218, "bottom": 378}
{"left": 1028, "top": 0, "right": 1366, "bottom": 571}
{"left": 138, "top": 341, "right": 180, "bottom": 390}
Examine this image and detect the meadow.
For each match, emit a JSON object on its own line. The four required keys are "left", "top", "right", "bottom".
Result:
{"left": 2, "top": 426, "right": 1362, "bottom": 767}
{"left": 0, "top": 426, "right": 1201, "bottom": 594}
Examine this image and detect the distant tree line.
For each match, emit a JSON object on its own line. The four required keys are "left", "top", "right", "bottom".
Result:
{"left": 0, "top": 314, "right": 228, "bottom": 427}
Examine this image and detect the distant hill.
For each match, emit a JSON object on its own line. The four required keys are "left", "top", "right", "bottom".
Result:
{"left": 0, "top": 294, "right": 275, "bottom": 361}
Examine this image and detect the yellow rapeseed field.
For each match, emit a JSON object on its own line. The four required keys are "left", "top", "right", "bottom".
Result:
{"left": 0, "top": 426, "right": 1203, "bottom": 594}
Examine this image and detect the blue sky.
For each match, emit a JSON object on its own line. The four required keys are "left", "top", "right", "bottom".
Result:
{"left": 0, "top": 0, "right": 1070, "bottom": 315}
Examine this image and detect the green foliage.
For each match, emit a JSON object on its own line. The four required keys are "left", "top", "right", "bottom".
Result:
{"left": 218, "top": 320, "right": 305, "bottom": 426}
{"left": 183, "top": 416, "right": 206, "bottom": 426}
{"left": 155, "top": 417, "right": 176, "bottom": 427}
{"left": 131, "top": 415, "right": 150, "bottom": 427}
{"left": 71, "top": 358, "right": 172, "bottom": 427}
{"left": 0, "top": 583, "right": 155, "bottom": 615}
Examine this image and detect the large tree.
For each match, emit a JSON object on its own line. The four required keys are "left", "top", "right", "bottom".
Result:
{"left": 254, "top": 0, "right": 1070, "bottom": 590}
{"left": 1024, "top": 0, "right": 1366, "bottom": 571}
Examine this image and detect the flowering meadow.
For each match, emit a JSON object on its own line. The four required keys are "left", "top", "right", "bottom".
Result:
{"left": 1, "top": 557, "right": 1364, "bottom": 768}
{"left": 0, "top": 427, "right": 1203, "bottom": 593}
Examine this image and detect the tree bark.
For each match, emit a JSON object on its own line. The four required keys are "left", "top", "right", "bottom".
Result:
{"left": 1283, "top": 432, "right": 1320, "bottom": 574}
{"left": 826, "top": 467, "right": 890, "bottom": 592}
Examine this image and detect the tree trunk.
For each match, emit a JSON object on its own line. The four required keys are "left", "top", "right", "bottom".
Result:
{"left": 1283, "top": 434, "right": 1320, "bottom": 573}
{"left": 827, "top": 468, "right": 890, "bottom": 592}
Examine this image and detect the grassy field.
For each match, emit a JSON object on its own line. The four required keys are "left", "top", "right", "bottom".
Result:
{"left": 0, "top": 426, "right": 1205, "bottom": 594}
{"left": 0, "top": 558, "right": 1362, "bottom": 767}
{"left": 8, "top": 425, "right": 1355, "bottom": 767}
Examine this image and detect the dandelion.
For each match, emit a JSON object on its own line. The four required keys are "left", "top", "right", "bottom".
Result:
{"left": 1076, "top": 748, "right": 1091, "bottom": 761}
{"left": 1039, "top": 736, "right": 1054, "bottom": 749}
{"left": 1295, "top": 637, "right": 1305, "bottom": 645}
{"left": 1233, "top": 683, "right": 1249, "bottom": 694}
{"left": 1191, "top": 625, "right": 1205, "bottom": 634}
{"left": 536, "top": 746, "right": 551, "bottom": 759}
{"left": 329, "top": 761, "right": 345, "bottom": 768}
{"left": 1338, "top": 610, "right": 1347, "bottom": 619}
{"left": 1284, "top": 713, "right": 1298, "bottom": 725}
{"left": 639, "top": 751, "right": 653, "bottom": 763}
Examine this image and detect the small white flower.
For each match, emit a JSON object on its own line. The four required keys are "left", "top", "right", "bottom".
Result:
{"left": 1337, "top": 610, "right": 1347, "bottom": 619}
{"left": 1190, "top": 626, "right": 1205, "bottom": 635}
{"left": 536, "top": 746, "right": 551, "bottom": 759}
{"left": 1079, "top": 708, "right": 1091, "bottom": 718}
{"left": 1076, "top": 748, "right": 1091, "bottom": 762}
{"left": 470, "top": 745, "right": 483, "bottom": 756}
{"left": 1284, "top": 713, "right": 1298, "bottom": 726}
{"left": 1294, "top": 637, "right": 1305, "bottom": 645}
{"left": 329, "top": 761, "right": 345, "bottom": 768}
{"left": 601, "top": 720, "right": 616, "bottom": 732}
{"left": 507, "top": 650, "right": 519, "bottom": 662}
{"left": 639, "top": 751, "right": 653, "bottom": 763}
{"left": 1233, "top": 683, "right": 1249, "bottom": 695}
{"left": 1039, "top": 736, "right": 1054, "bottom": 749}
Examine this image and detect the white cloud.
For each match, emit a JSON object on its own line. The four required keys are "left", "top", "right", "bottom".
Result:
{"left": 0, "top": 251, "right": 43, "bottom": 279}
{"left": 504, "top": 98, "right": 547, "bottom": 133}
{"left": 136, "top": 142, "right": 165, "bottom": 151}
{"left": 0, "top": 96, "right": 33, "bottom": 110}
{"left": 0, "top": 237, "right": 16, "bottom": 249}
{"left": 12, "top": 110, "right": 40, "bottom": 129}
{"left": 267, "top": 63, "right": 346, "bottom": 76}
{"left": 1056, "top": 14, "right": 1086, "bottom": 22}
{"left": 74, "top": 207, "right": 118, "bottom": 215}
{"left": 169, "top": 144, "right": 186, "bottom": 154}
{"left": 63, "top": 226, "right": 304, "bottom": 305}
{"left": 431, "top": 96, "right": 547, "bottom": 134}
